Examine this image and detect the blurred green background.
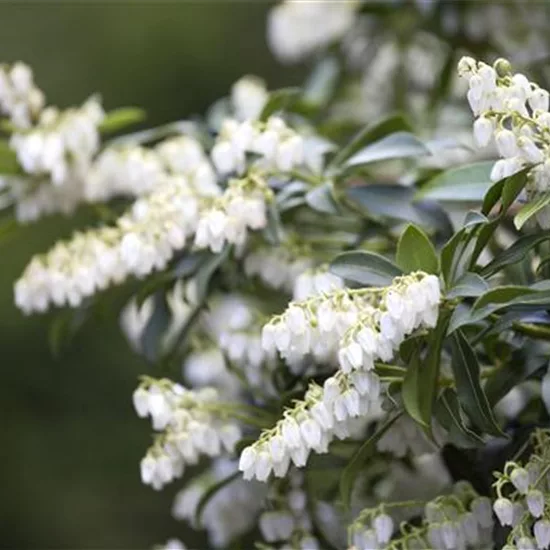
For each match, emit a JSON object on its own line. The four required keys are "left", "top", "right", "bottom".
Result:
{"left": 0, "top": 3, "right": 303, "bottom": 548}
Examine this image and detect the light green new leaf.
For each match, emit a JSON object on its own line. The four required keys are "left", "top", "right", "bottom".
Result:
{"left": 417, "top": 161, "right": 495, "bottom": 202}
{"left": 345, "top": 131, "right": 429, "bottom": 168}
{"left": 99, "top": 107, "right": 146, "bottom": 134}
{"left": 396, "top": 224, "right": 439, "bottom": 274}
{"left": 339, "top": 412, "right": 402, "bottom": 509}
{"left": 514, "top": 192, "right": 550, "bottom": 230}
{"left": 450, "top": 330, "right": 505, "bottom": 437}
{"left": 330, "top": 251, "right": 403, "bottom": 287}
{"left": 260, "top": 87, "right": 302, "bottom": 120}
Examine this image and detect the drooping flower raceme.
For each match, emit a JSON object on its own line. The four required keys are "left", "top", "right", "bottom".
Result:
{"left": 172, "top": 458, "right": 266, "bottom": 548}
{"left": 14, "top": 172, "right": 273, "bottom": 313}
{"left": 458, "top": 55, "right": 550, "bottom": 227}
{"left": 491, "top": 429, "right": 550, "bottom": 549}
{"left": 10, "top": 96, "right": 104, "bottom": 185}
{"left": 211, "top": 116, "right": 305, "bottom": 176}
{"left": 267, "top": 0, "right": 359, "bottom": 64}
{"left": 0, "top": 62, "right": 44, "bottom": 128}
{"left": 134, "top": 378, "right": 241, "bottom": 491}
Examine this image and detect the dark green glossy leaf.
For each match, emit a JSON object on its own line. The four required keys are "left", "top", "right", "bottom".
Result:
{"left": 345, "top": 132, "right": 429, "bottom": 168}
{"left": 402, "top": 312, "right": 449, "bottom": 428}
{"left": 417, "top": 161, "right": 494, "bottom": 202}
{"left": 330, "top": 251, "right": 403, "bottom": 287}
{"left": 340, "top": 412, "right": 401, "bottom": 508}
{"left": 446, "top": 273, "right": 489, "bottom": 299}
{"left": 480, "top": 232, "right": 550, "bottom": 277}
{"left": 450, "top": 330, "right": 504, "bottom": 437}
{"left": 501, "top": 169, "right": 529, "bottom": 212}
{"left": 141, "top": 292, "right": 171, "bottom": 363}
{"left": 328, "top": 113, "right": 412, "bottom": 169}
{"left": 435, "top": 388, "right": 484, "bottom": 447}
{"left": 305, "top": 182, "right": 340, "bottom": 214}
{"left": 396, "top": 224, "right": 439, "bottom": 274}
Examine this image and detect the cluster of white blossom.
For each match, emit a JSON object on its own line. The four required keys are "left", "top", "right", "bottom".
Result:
{"left": 262, "top": 272, "right": 440, "bottom": 370}
{"left": 492, "top": 429, "right": 550, "bottom": 549}
{"left": 458, "top": 56, "right": 550, "bottom": 227}
{"left": 267, "top": 0, "right": 358, "bottom": 64}
{"left": 350, "top": 482, "right": 494, "bottom": 550}
{"left": 239, "top": 369, "right": 383, "bottom": 482}
{"left": 13, "top": 172, "right": 274, "bottom": 313}
{"left": 230, "top": 75, "right": 268, "bottom": 122}
{"left": 172, "top": 458, "right": 266, "bottom": 548}
{"left": 293, "top": 266, "right": 345, "bottom": 301}
{"left": 244, "top": 244, "right": 313, "bottom": 293}
{"left": 10, "top": 96, "right": 104, "bottom": 185}
{"left": 134, "top": 379, "right": 241, "bottom": 491}
{"left": 258, "top": 470, "right": 321, "bottom": 549}
{"left": 211, "top": 116, "right": 305, "bottom": 176}
{"left": 194, "top": 175, "right": 271, "bottom": 252}
{"left": 0, "top": 62, "right": 44, "bottom": 128}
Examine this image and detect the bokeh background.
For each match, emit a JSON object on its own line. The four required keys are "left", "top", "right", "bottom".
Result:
{"left": 0, "top": 3, "right": 303, "bottom": 548}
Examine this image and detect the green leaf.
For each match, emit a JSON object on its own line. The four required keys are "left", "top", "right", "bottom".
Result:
{"left": 48, "top": 307, "right": 89, "bottom": 357}
{"left": 514, "top": 192, "right": 550, "bottom": 230}
{"left": 0, "top": 140, "right": 20, "bottom": 174}
{"left": 450, "top": 330, "right": 504, "bottom": 437}
{"left": 482, "top": 178, "right": 504, "bottom": 215}
{"left": 446, "top": 273, "right": 489, "bottom": 299}
{"left": 141, "top": 292, "right": 171, "bottom": 363}
{"left": 194, "top": 245, "right": 230, "bottom": 303}
{"left": 195, "top": 471, "right": 241, "bottom": 525}
{"left": 99, "top": 107, "right": 146, "bottom": 134}
{"left": 328, "top": 113, "right": 412, "bottom": 169}
{"left": 305, "top": 182, "right": 340, "bottom": 214}
{"left": 434, "top": 388, "right": 484, "bottom": 447}
{"left": 501, "top": 168, "right": 529, "bottom": 212}
{"left": 473, "top": 286, "right": 537, "bottom": 311}
{"left": 480, "top": 232, "right": 550, "bottom": 277}
{"left": 396, "top": 224, "right": 439, "bottom": 274}
{"left": 330, "top": 251, "right": 403, "bottom": 287}
{"left": 402, "top": 312, "right": 449, "bottom": 428}
{"left": 345, "top": 132, "right": 429, "bottom": 168}
{"left": 259, "top": 87, "right": 301, "bottom": 121}
{"left": 339, "top": 412, "right": 402, "bottom": 508}
{"left": 302, "top": 56, "right": 340, "bottom": 109}
{"left": 345, "top": 184, "right": 424, "bottom": 225}
{"left": 416, "top": 161, "right": 495, "bottom": 202}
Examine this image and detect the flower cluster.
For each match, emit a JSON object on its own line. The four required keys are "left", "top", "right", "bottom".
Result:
{"left": 172, "top": 458, "right": 266, "bottom": 548}
{"left": 239, "top": 369, "right": 383, "bottom": 482}
{"left": 258, "top": 469, "right": 321, "bottom": 550}
{"left": 292, "top": 266, "right": 345, "bottom": 301}
{"left": 13, "top": 172, "right": 273, "bottom": 313}
{"left": 211, "top": 116, "right": 305, "bottom": 176}
{"left": 194, "top": 175, "right": 271, "bottom": 252}
{"left": 350, "top": 482, "right": 494, "bottom": 550}
{"left": 10, "top": 96, "right": 104, "bottom": 185}
{"left": 244, "top": 243, "right": 314, "bottom": 293}
{"left": 0, "top": 62, "right": 44, "bottom": 128}
{"left": 459, "top": 56, "right": 550, "bottom": 226}
{"left": 267, "top": 0, "right": 358, "bottom": 63}
{"left": 492, "top": 429, "right": 550, "bottom": 549}
{"left": 262, "top": 272, "right": 440, "bottom": 370}
{"left": 134, "top": 379, "right": 241, "bottom": 490}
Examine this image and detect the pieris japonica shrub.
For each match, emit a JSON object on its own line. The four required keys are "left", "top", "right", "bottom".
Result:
{"left": 7, "top": 1, "right": 550, "bottom": 549}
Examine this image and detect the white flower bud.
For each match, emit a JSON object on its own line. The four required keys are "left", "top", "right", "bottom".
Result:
{"left": 493, "top": 497, "right": 514, "bottom": 526}
{"left": 511, "top": 467, "right": 531, "bottom": 494}
{"left": 518, "top": 136, "right": 544, "bottom": 164}
{"left": 473, "top": 116, "right": 494, "bottom": 147}
{"left": 373, "top": 513, "right": 394, "bottom": 544}
{"left": 527, "top": 489, "right": 545, "bottom": 518}
{"left": 529, "top": 88, "right": 550, "bottom": 112}
{"left": 496, "top": 129, "right": 519, "bottom": 158}
{"left": 534, "top": 519, "right": 550, "bottom": 550}
{"left": 133, "top": 386, "right": 150, "bottom": 418}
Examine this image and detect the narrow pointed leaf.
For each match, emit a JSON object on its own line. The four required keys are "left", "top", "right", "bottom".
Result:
{"left": 330, "top": 251, "right": 403, "bottom": 287}
{"left": 396, "top": 224, "right": 439, "bottom": 274}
